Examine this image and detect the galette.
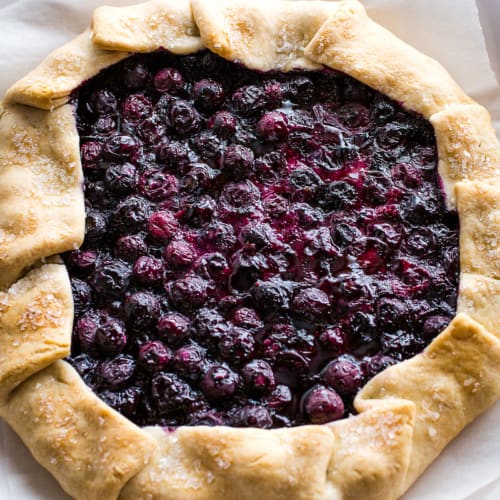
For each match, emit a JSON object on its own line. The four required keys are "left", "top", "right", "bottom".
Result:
{"left": 0, "top": 1, "right": 499, "bottom": 499}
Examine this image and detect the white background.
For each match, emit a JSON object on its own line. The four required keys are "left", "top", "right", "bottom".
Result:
{"left": 0, "top": 0, "right": 500, "bottom": 499}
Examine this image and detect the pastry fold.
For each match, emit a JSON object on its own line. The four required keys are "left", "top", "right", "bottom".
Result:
{"left": 0, "top": 103, "right": 84, "bottom": 289}
{"left": 92, "top": 0, "right": 203, "bottom": 54}
{"left": 4, "top": 31, "right": 128, "bottom": 110}
{"left": 191, "top": 0, "right": 340, "bottom": 71}
{"left": 304, "top": 0, "right": 473, "bottom": 118}
{"left": 1, "top": 360, "right": 157, "bottom": 500}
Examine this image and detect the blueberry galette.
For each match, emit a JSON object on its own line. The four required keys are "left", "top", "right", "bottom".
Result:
{"left": 0, "top": 1, "right": 499, "bottom": 499}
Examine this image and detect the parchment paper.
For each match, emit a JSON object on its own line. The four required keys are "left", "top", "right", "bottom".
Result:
{"left": 0, "top": 1, "right": 499, "bottom": 499}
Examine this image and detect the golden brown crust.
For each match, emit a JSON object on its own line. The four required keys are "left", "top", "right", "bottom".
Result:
{"left": 356, "top": 314, "right": 500, "bottom": 493}
{"left": 431, "top": 104, "right": 500, "bottom": 206}
{"left": 304, "top": 0, "right": 473, "bottom": 118}
{"left": 0, "top": 1, "right": 499, "bottom": 500}
{"left": 458, "top": 273, "right": 500, "bottom": 338}
{"left": 120, "top": 401, "right": 415, "bottom": 500}
{"left": 325, "top": 400, "right": 415, "bottom": 500}
{"left": 455, "top": 181, "right": 500, "bottom": 279}
{"left": 4, "top": 31, "right": 129, "bottom": 110}
{"left": 92, "top": 0, "right": 203, "bottom": 54}
{"left": 0, "top": 360, "right": 157, "bottom": 500}
{"left": 0, "top": 103, "right": 84, "bottom": 290}
{"left": 121, "top": 425, "right": 336, "bottom": 500}
{"left": 191, "top": 0, "right": 340, "bottom": 71}
{"left": 0, "top": 264, "right": 72, "bottom": 402}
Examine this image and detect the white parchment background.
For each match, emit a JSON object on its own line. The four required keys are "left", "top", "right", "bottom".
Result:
{"left": 0, "top": 0, "right": 499, "bottom": 499}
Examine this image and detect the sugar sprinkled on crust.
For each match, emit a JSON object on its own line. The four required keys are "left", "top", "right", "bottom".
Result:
{"left": 17, "top": 293, "right": 64, "bottom": 332}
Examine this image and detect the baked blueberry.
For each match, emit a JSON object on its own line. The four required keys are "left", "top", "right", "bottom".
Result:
{"left": 233, "top": 405, "right": 273, "bottom": 429}
{"left": 241, "top": 359, "right": 276, "bottom": 393}
{"left": 154, "top": 67, "right": 184, "bottom": 93}
{"left": 303, "top": 385, "right": 344, "bottom": 424}
{"left": 138, "top": 341, "right": 173, "bottom": 373}
{"left": 124, "top": 292, "right": 161, "bottom": 329}
{"left": 201, "top": 365, "right": 239, "bottom": 400}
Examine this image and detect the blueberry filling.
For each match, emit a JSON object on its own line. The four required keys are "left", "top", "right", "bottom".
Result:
{"left": 65, "top": 50, "right": 459, "bottom": 428}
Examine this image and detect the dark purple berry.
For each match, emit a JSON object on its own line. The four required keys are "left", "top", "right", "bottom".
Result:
{"left": 104, "top": 134, "right": 141, "bottom": 159}
{"left": 233, "top": 405, "right": 272, "bottom": 429}
{"left": 192, "top": 308, "right": 228, "bottom": 346}
{"left": 219, "top": 327, "right": 256, "bottom": 364}
{"left": 75, "top": 311, "right": 99, "bottom": 354}
{"left": 138, "top": 341, "right": 172, "bottom": 373}
{"left": 239, "top": 222, "right": 276, "bottom": 249}
{"left": 376, "top": 297, "right": 408, "bottom": 331}
{"left": 232, "top": 308, "right": 262, "bottom": 329}
{"left": 71, "top": 278, "right": 92, "bottom": 317}
{"left": 338, "top": 103, "right": 370, "bottom": 129}
{"left": 180, "top": 195, "right": 216, "bottom": 226}
{"left": 124, "top": 292, "right": 161, "bottom": 328}
{"left": 317, "top": 181, "right": 357, "bottom": 211}
{"left": 187, "top": 410, "right": 225, "bottom": 426}
{"left": 232, "top": 85, "right": 267, "bottom": 116}
{"left": 99, "top": 355, "right": 136, "bottom": 389}
{"left": 112, "top": 196, "right": 150, "bottom": 232}
{"left": 67, "top": 249, "right": 97, "bottom": 275}
{"left": 92, "top": 260, "right": 131, "bottom": 298}
{"left": 241, "top": 360, "right": 275, "bottom": 393}
{"left": 173, "top": 343, "right": 207, "bottom": 381}
{"left": 303, "top": 385, "right": 344, "bottom": 424}
{"left": 157, "top": 313, "right": 190, "bottom": 345}
{"left": 292, "top": 288, "right": 331, "bottom": 319}
{"left": 85, "top": 210, "right": 107, "bottom": 243}
{"left": 105, "top": 163, "right": 138, "bottom": 194}
{"left": 99, "top": 387, "right": 141, "bottom": 418}
{"left": 164, "top": 240, "right": 197, "bottom": 268}
{"left": 210, "top": 111, "right": 237, "bottom": 138}
{"left": 257, "top": 111, "right": 289, "bottom": 141}
{"left": 222, "top": 145, "right": 255, "bottom": 180}
{"left": 286, "top": 76, "right": 314, "bottom": 103}
{"left": 263, "top": 384, "right": 292, "bottom": 410}
{"left": 169, "top": 276, "right": 208, "bottom": 310}
{"left": 190, "top": 133, "right": 222, "bottom": 162}
{"left": 157, "top": 141, "right": 191, "bottom": 169}
{"left": 422, "top": 315, "right": 450, "bottom": 339}
{"left": 362, "top": 354, "right": 397, "bottom": 378}
{"left": 70, "top": 353, "right": 98, "bottom": 382}
{"left": 80, "top": 141, "right": 102, "bottom": 164}
{"left": 219, "top": 180, "right": 261, "bottom": 215}
{"left": 202, "top": 222, "right": 236, "bottom": 251}
{"left": 192, "top": 79, "right": 225, "bottom": 112}
{"left": 151, "top": 372, "right": 196, "bottom": 415}
{"left": 195, "top": 252, "right": 229, "bottom": 280}
{"left": 252, "top": 278, "right": 291, "bottom": 315}
{"left": 148, "top": 210, "right": 179, "bottom": 241}
{"left": 90, "top": 89, "right": 118, "bottom": 114}
{"left": 201, "top": 365, "right": 239, "bottom": 400}
{"left": 169, "top": 100, "right": 201, "bottom": 135}
{"left": 95, "top": 313, "right": 127, "bottom": 356}
{"left": 122, "top": 94, "right": 152, "bottom": 123}
{"left": 322, "top": 355, "right": 365, "bottom": 396}
{"left": 133, "top": 256, "right": 165, "bottom": 286}
{"left": 154, "top": 67, "right": 184, "bottom": 93}
{"left": 139, "top": 170, "right": 178, "bottom": 201}
{"left": 114, "top": 234, "right": 147, "bottom": 262}
{"left": 123, "top": 62, "right": 149, "bottom": 90}
{"left": 319, "top": 327, "right": 347, "bottom": 354}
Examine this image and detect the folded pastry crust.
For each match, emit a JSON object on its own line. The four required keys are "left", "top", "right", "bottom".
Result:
{"left": 0, "top": 1, "right": 499, "bottom": 499}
